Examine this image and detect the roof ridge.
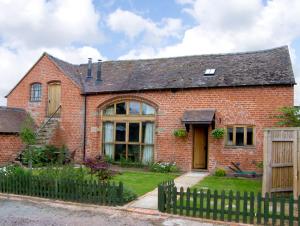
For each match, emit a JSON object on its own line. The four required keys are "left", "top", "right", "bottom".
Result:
{"left": 45, "top": 45, "right": 289, "bottom": 65}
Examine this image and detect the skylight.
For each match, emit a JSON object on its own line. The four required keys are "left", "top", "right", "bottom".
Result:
{"left": 204, "top": 68, "right": 216, "bottom": 76}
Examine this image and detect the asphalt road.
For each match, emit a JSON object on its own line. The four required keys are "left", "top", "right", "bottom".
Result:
{"left": 0, "top": 199, "right": 223, "bottom": 226}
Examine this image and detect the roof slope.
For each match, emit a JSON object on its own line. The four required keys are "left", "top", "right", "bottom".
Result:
{"left": 47, "top": 46, "right": 295, "bottom": 94}
{"left": 0, "top": 107, "right": 28, "bottom": 133}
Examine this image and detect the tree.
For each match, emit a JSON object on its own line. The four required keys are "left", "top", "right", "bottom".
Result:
{"left": 274, "top": 106, "right": 300, "bottom": 127}
{"left": 20, "top": 116, "right": 36, "bottom": 169}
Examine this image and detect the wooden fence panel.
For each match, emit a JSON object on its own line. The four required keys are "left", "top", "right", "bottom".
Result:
{"left": 263, "top": 128, "right": 299, "bottom": 199}
{"left": 158, "top": 181, "right": 299, "bottom": 225}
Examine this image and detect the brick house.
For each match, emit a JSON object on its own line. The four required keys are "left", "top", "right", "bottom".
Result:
{"left": 3, "top": 46, "right": 295, "bottom": 171}
{"left": 0, "top": 107, "right": 27, "bottom": 165}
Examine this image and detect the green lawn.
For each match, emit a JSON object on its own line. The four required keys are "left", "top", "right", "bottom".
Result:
{"left": 112, "top": 171, "right": 179, "bottom": 196}
{"left": 193, "top": 176, "right": 262, "bottom": 194}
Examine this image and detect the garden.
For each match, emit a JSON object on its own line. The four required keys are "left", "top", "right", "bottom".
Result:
{"left": 0, "top": 116, "right": 181, "bottom": 205}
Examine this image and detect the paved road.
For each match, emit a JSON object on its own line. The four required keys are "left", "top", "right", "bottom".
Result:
{"left": 0, "top": 199, "right": 223, "bottom": 226}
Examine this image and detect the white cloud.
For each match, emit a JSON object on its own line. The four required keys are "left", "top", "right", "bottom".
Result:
{"left": 0, "top": 0, "right": 105, "bottom": 106}
{"left": 121, "top": 0, "right": 300, "bottom": 58}
{"left": 107, "top": 9, "right": 183, "bottom": 45}
{"left": 0, "top": 0, "right": 103, "bottom": 48}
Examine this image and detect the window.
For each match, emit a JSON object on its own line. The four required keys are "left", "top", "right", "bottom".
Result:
{"left": 30, "top": 83, "right": 42, "bottom": 102}
{"left": 226, "top": 125, "right": 254, "bottom": 146}
{"left": 204, "top": 68, "right": 216, "bottom": 76}
{"left": 102, "top": 100, "right": 156, "bottom": 163}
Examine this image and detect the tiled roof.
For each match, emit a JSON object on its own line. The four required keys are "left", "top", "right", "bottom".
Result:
{"left": 182, "top": 109, "right": 216, "bottom": 124}
{"left": 47, "top": 46, "right": 295, "bottom": 94}
{"left": 0, "top": 107, "right": 28, "bottom": 133}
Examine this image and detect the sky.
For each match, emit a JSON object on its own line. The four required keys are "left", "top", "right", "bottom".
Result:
{"left": 0, "top": 0, "right": 300, "bottom": 105}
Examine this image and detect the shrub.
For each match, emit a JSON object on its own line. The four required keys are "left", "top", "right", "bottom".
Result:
{"left": 21, "top": 145, "right": 70, "bottom": 167}
{"left": 123, "top": 187, "right": 137, "bottom": 203}
{"left": 149, "top": 162, "right": 180, "bottom": 173}
{"left": 211, "top": 128, "right": 225, "bottom": 139}
{"left": 0, "top": 165, "right": 31, "bottom": 177}
{"left": 84, "top": 155, "right": 117, "bottom": 181}
{"left": 173, "top": 129, "right": 187, "bottom": 137}
{"left": 36, "top": 165, "right": 87, "bottom": 182}
{"left": 119, "top": 157, "right": 145, "bottom": 168}
{"left": 274, "top": 106, "right": 300, "bottom": 127}
{"left": 214, "top": 168, "right": 226, "bottom": 177}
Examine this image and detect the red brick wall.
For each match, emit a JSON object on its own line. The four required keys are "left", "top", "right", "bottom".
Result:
{"left": 85, "top": 85, "right": 294, "bottom": 172}
{"left": 6, "top": 55, "right": 85, "bottom": 160}
{"left": 0, "top": 134, "right": 23, "bottom": 165}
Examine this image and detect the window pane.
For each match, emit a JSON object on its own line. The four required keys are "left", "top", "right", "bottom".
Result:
{"left": 103, "top": 144, "right": 114, "bottom": 159}
{"left": 116, "top": 102, "right": 126, "bottom": 114}
{"left": 247, "top": 127, "right": 253, "bottom": 145}
{"left": 129, "top": 123, "right": 140, "bottom": 142}
{"left": 227, "top": 127, "right": 233, "bottom": 145}
{"left": 142, "top": 122, "right": 154, "bottom": 144}
{"left": 129, "top": 102, "right": 140, "bottom": 114}
{"left": 104, "top": 105, "right": 114, "bottom": 115}
{"left": 142, "top": 103, "right": 155, "bottom": 115}
{"left": 31, "top": 83, "right": 41, "bottom": 101}
{"left": 115, "top": 144, "right": 126, "bottom": 161}
{"left": 116, "top": 123, "right": 126, "bottom": 141}
{"left": 103, "top": 122, "right": 114, "bottom": 142}
{"left": 236, "top": 127, "right": 244, "bottom": 146}
{"left": 128, "top": 145, "right": 140, "bottom": 162}
{"left": 142, "top": 145, "right": 153, "bottom": 164}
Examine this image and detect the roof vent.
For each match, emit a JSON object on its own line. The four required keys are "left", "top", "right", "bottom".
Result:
{"left": 204, "top": 69, "right": 216, "bottom": 76}
{"left": 86, "top": 58, "right": 92, "bottom": 79}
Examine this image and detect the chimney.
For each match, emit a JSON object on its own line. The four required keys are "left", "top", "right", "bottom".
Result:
{"left": 86, "top": 58, "right": 92, "bottom": 79}
{"left": 96, "top": 59, "right": 102, "bottom": 81}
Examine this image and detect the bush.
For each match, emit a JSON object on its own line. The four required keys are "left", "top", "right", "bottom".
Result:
{"left": 123, "top": 187, "right": 137, "bottom": 203}
{"left": 0, "top": 165, "right": 31, "bottom": 177}
{"left": 119, "top": 157, "right": 145, "bottom": 168}
{"left": 35, "top": 165, "right": 88, "bottom": 182}
{"left": 214, "top": 168, "right": 226, "bottom": 177}
{"left": 84, "top": 155, "right": 117, "bottom": 181}
{"left": 149, "top": 162, "right": 180, "bottom": 173}
{"left": 21, "top": 145, "right": 70, "bottom": 167}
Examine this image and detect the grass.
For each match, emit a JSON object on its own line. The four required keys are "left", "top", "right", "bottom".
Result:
{"left": 192, "top": 176, "right": 262, "bottom": 194}
{"left": 112, "top": 171, "right": 179, "bottom": 196}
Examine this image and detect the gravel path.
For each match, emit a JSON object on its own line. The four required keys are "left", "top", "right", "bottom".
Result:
{"left": 0, "top": 198, "right": 224, "bottom": 226}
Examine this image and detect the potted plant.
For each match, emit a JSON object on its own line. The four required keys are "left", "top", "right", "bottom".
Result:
{"left": 173, "top": 129, "right": 187, "bottom": 138}
{"left": 211, "top": 128, "right": 224, "bottom": 139}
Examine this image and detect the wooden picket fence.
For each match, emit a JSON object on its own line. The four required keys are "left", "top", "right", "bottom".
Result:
{"left": 0, "top": 174, "right": 124, "bottom": 206}
{"left": 158, "top": 180, "right": 299, "bottom": 225}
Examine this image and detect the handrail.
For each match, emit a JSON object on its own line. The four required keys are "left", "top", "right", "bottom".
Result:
{"left": 36, "top": 105, "right": 61, "bottom": 135}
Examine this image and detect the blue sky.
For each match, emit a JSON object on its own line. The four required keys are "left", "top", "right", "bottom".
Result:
{"left": 0, "top": 0, "right": 300, "bottom": 105}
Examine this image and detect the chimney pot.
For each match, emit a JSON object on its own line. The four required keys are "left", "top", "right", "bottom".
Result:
{"left": 87, "top": 58, "right": 92, "bottom": 79}
{"left": 96, "top": 59, "right": 102, "bottom": 81}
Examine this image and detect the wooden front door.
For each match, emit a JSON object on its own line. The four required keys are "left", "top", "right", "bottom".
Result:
{"left": 193, "top": 126, "right": 207, "bottom": 169}
{"left": 48, "top": 82, "right": 61, "bottom": 116}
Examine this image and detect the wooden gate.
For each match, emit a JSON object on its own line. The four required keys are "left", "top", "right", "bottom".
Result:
{"left": 263, "top": 128, "right": 300, "bottom": 198}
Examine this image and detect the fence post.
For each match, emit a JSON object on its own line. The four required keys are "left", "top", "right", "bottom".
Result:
{"left": 158, "top": 184, "right": 165, "bottom": 212}
{"left": 118, "top": 182, "right": 123, "bottom": 205}
{"left": 288, "top": 195, "right": 294, "bottom": 226}
{"left": 173, "top": 186, "right": 178, "bottom": 215}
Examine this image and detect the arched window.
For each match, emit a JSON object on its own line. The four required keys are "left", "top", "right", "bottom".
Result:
{"left": 102, "top": 100, "right": 156, "bottom": 164}
{"left": 30, "top": 83, "right": 42, "bottom": 102}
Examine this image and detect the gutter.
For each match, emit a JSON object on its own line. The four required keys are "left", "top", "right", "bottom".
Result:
{"left": 83, "top": 95, "right": 87, "bottom": 162}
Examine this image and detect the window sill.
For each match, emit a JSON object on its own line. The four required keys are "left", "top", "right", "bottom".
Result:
{"left": 30, "top": 100, "right": 41, "bottom": 103}
{"left": 224, "top": 145, "right": 256, "bottom": 149}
